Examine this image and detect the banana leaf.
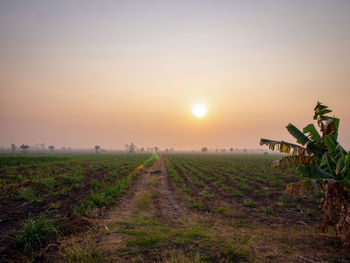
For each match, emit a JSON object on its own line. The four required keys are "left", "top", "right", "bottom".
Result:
{"left": 260, "top": 138, "right": 305, "bottom": 153}
{"left": 271, "top": 155, "right": 316, "bottom": 169}
{"left": 297, "top": 165, "right": 335, "bottom": 179}
{"left": 303, "top": 124, "right": 321, "bottom": 144}
{"left": 319, "top": 152, "right": 334, "bottom": 174}
{"left": 286, "top": 123, "right": 310, "bottom": 146}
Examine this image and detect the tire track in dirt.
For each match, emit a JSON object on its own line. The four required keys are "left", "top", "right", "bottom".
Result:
{"left": 51, "top": 157, "right": 192, "bottom": 262}
{"left": 96, "top": 156, "right": 189, "bottom": 255}
{"left": 95, "top": 164, "right": 154, "bottom": 253}
{"left": 153, "top": 157, "right": 188, "bottom": 224}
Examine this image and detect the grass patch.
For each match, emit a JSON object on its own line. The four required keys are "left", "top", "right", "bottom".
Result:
{"left": 202, "top": 187, "right": 213, "bottom": 200}
{"left": 39, "top": 178, "right": 58, "bottom": 191}
{"left": 9, "top": 214, "right": 60, "bottom": 252}
{"left": 18, "top": 187, "right": 42, "bottom": 203}
{"left": 232, "top": 189, "right": 242, "bottom": 197}
{"left": 136, "top": 192, "right": 152, "bottom": 210}
{"left": 63, "top": 237, "right": 105, "bottom": 263}
{"left": 219, "top": 241, "right": 249, "bottom": 262}
{"left": 243, "top": 199, "right": 256, "bottom": 207}
{"left": 61, "top": 174, "right": 84, "bottom": 184}
{"left": 260, "top": 206, "right": 275, "bottom": 214}
{"left": 189, "top": 200, "right": 203, "bottom": 209}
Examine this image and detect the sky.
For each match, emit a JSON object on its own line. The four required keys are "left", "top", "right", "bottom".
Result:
{"left": 1, "top": 0, "right": 350, "bottom": 150}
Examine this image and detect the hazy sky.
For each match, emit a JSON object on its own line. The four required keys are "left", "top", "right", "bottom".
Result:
{"left": 1, "top": 0, "right": 350, "bottom": 150}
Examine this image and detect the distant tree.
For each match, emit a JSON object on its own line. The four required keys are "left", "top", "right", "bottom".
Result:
{"left": 170, "top": 148, "right": 174, "bottom": 152}
{"left": 201, "top": 147, "right": 208, "bottom": 153}
{"left": 94, "top": 145, "right": 100, "bottom": 153}
{"left": 129, "top": 142, "right": 135, "bottom": 153}
{"left": 48, "top": 145, "right": 55, "bottom": 152}
{"left": 20, "top": 144, "right": 29, "bottom": 153}
{"left": 230, "top": 147, "right": 233, "bottom": 153}
{"left": 140, "top": 147, "right": 144, "bottom": 152}
{"left": 125, "top": 144, "right": 130, "bottom": 152}
{"left": 154, "top": 147, "right": 159, "bottom": 152}
{"left": 10, "top": 143, "right": 16, "bottom": 153}
{"left": 40, "top": 143, "right": 46, "bottom": 150}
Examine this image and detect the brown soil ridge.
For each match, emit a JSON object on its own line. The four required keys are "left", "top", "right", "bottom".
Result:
{"left": 94, "top": 156, "right": 189, "bottom": 257}
{"left": 94, "top": 163, "right": 155, "bottom": 254}
{"left": 153, "top": 157, "right": 188, "bottom": 224}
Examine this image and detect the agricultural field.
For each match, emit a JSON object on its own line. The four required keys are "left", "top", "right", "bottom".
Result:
{"left": 0, "top": 153, "right": 156, "bottom": 261}
{"left": 0, "top": 153, "right": 349, "bottom": 262}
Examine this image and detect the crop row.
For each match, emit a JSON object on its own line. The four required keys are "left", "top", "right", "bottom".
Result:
{"left": 165, "top": 154, "right": 321, "bottom": 224}
{"left": 0, "top": 153, "right": 156, "bottom": 260}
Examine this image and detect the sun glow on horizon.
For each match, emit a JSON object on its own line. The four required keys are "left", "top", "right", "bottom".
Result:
{"left": 192, "top": 103, "right": 207, "bottom": 118}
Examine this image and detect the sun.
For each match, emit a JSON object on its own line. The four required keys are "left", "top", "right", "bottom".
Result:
{"left": 192, "top": 103, "right": 207, "bottom": 118}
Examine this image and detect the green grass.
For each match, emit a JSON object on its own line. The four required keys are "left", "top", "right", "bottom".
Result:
{"left": 219, "top": 240, "right": 249, "bottom": 261}
{"left": 39, "top": 178, "right": 57, "bottom": 191}
{"left": 115, "top": 215, "right": 249, "bottom": 262}
{"left": 143, "top": 152, "right": 158, "bottom": 168}
{"left": 0, "top": 155, "right": 71, "bottom": 168}
{"left": 232, "top": 189, "right": 242, "bottom": 197}
{"left": 18, "top": 187, "right": 36, "bottom": 200}
{"left": 202, "top": 187, "right": 213, "bottom": 199}
{"left": 167, "top": 160, "right": 185, "bottom": 184}
{"left": 243, "top": 199, "right": 256, "bottom": 207}
{"left": 189, "top": 200, "right": 203, "bottom": 209}
{"left": 61, "top": 174, "right": 84, "bottom": 184}
{"left": 216, "top": 205, "right": 228, "bottom": 214}
{"left": 260, "top": 206, "right": 274, "bottom": 214}
{"left": 279, "top": 195, "right": 290, "bottom": 208}
{"left": 8, "top": 214, "right": 60, "bottom": 252}
{"left": 18, "top": 187, "right": 42, "bottom": 203}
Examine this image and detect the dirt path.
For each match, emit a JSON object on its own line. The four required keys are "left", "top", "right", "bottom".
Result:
{"left": 94, "top": 160, "right": 159, "bottom": 255}
{"left": 153, "top": 157, "right": 188, "bottom": 224}
{"left": 49, "top": 156, "right": 192, "bottom": 262}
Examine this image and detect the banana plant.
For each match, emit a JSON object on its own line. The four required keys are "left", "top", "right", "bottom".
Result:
{"left": 260, "top": 102, "right": 350, "bottom": 188}
{"left": 260, "top": 102, "right": 350, "bottom": 247}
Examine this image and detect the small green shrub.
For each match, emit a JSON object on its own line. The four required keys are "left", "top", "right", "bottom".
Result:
{"left": 8, "top": 214, "right": 59, "bottom": 252}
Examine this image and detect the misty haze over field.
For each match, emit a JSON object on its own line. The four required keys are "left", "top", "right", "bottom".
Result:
{"left": 1, "top": 0, "right": 350, "bottom": 150}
